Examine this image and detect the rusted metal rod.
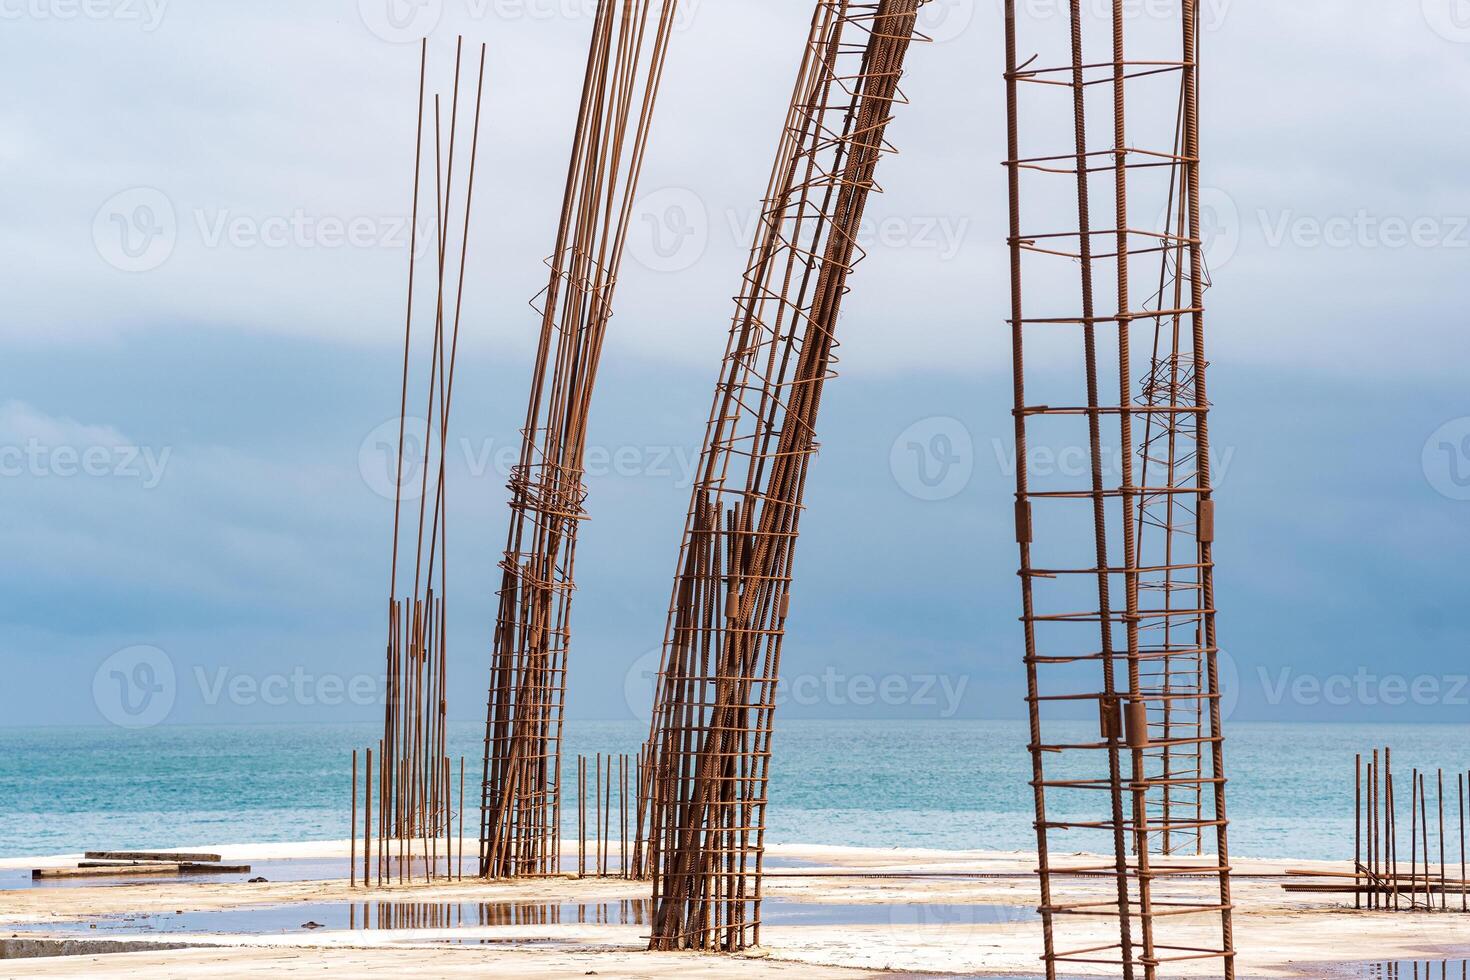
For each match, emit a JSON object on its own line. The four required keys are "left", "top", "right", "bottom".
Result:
{"left": 1441, "top": 769, "right": 1448, "bottom": 912}
{"left": 365, "top": 745, "right": 373, "bottom": 889}
{"left": 351, "top": 749, "right": 358, "bottom": 889}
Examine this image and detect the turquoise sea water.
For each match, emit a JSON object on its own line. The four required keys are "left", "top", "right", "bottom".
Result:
{"left": 0, "top": 720, "right": 1465, "bottom": 860}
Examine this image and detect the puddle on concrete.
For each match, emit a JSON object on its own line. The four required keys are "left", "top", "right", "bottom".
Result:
{"left": 0, "top": 855, "right": 829, "bottom": 891}
{"left": 1339, "top": 964, "right": 1470, "bottom": 980}
{"left": 9, "top": 897, "right": 1036, "bottom": 936}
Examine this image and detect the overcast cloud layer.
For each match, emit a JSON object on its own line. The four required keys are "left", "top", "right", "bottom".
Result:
{"left": 1, "top": 0, "right": 1468, "bottom": 728}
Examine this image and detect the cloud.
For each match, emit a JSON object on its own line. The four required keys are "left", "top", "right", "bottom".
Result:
{"left": 1, "top": 1, "right": 1463, "bottom": 376}
{"left": 0, "top": 398, "right": 370, "bottom": 631}
{"left": 3, "top": 2, "right": 1470, "bottom": 728}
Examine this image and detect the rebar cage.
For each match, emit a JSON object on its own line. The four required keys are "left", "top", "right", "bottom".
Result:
{"left": 479, "top": 0, "right": 678, "bottom": 879}
{"left": 639, "top": 0, "right": 928, "bottom": 953}
{"left": 1002, "top": 0, "right": 1235, "bottom": 976}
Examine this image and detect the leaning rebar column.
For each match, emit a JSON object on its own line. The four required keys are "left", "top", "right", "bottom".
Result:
{"left": 1003, "top": 0, "right": 1234, "bottom": 976}
{"left": 479, "top": 0, "right": 678, "bottom": 880}
{"left": 641, "top": 0, "right": 927, "bottom": 953}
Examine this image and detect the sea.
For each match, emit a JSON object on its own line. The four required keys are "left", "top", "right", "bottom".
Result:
{"left": 0, "top": 720, "right": 1464, "bottom": 861}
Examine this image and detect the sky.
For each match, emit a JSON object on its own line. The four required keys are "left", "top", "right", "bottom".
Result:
{"left": 1, "top": 0, "right": 1468, "bottom": 731}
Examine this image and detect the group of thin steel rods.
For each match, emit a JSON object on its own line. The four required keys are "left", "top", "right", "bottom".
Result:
{"left": 478, "top": 0, "right": 679, "bottom": 881}
{"left": 636, "top": 0, "right": 927, "bottom": 953}
{"left": 1003, "top": 0, "right": 1234, "bottom": 978}
{"left": 350, "top": 749, "right": 467, "bottom": 886}
{"left": 1353, "top": 749, "right": 1470, "bottom": 911}
{"left": 575, "top": 751, "right": 642, "bottom": 879}
{"left": 377, "top": 36, "right": 488, "bottom": 883}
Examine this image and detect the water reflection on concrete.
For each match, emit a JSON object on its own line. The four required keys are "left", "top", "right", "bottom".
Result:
{"left": 1347, "top": 963, "right": 1470, "bottom": 980}
{"left": 10, "top": 897, "right": 1037, "bottom": 935}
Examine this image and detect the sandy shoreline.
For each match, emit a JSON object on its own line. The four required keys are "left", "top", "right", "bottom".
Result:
{"left": 2, "top": 840, "right": 1466, "bottom": 978}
